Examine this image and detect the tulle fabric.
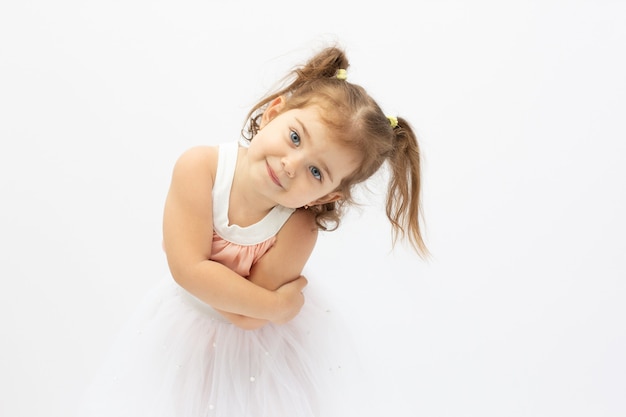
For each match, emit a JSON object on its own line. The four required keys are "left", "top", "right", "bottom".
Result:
{"left": 79, "top": 277, "right": 362, "bottom": 417}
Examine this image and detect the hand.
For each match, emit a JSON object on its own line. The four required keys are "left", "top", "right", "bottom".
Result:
{"left": 272, "top": 275, "right": 308, "bottom": 324}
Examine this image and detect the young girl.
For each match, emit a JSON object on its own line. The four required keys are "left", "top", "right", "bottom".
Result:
{"left": 80, "top": 45, "right": 427, "bottom": 417}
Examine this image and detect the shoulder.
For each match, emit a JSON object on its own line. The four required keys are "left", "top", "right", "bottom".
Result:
{"left": 171, "top": 145, "right": 219, "bottom": 181}
{"left": 276, "top": 208, "right": 318, "bottom": 251}
{"left": 166, "top": 145, "right": 220, "bottom": 210}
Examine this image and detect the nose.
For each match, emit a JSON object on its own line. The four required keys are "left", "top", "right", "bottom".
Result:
{"left": 281, "top": 152, "right": 302, "bottom": 178}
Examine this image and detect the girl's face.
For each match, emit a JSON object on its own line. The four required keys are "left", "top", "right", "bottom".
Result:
{"left": 245, "top": 98, "right": 359, "bottom": 209}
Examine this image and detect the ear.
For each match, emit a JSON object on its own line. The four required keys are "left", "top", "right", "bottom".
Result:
{"left": 259, "top": 96, "right": 286, "bottom": 129}
{"left": 308, "top": 191, "right": 343, "bottom": 207}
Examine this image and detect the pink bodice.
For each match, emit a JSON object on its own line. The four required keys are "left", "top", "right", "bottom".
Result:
{"left": 210, "top": 231, "right": 276, "bottom": 278}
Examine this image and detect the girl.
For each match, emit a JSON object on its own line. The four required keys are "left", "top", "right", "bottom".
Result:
{"left": 80, "top": 45, "right": 427, "bottom": 417}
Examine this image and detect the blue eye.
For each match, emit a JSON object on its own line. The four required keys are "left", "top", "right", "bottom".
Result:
{"left": 290, "top": 130, "right": 301, "bottom": 146}
{"left": 309, "top": 166, "right": 322, "bottom": 181}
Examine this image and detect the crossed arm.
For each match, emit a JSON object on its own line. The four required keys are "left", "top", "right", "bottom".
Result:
{"left": 162, "top": 146, "right": 317, "bottom": 330}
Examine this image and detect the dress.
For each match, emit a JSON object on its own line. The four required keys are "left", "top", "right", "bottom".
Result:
{"left": 79, "top": 141, "right": 360, "bottom": 417}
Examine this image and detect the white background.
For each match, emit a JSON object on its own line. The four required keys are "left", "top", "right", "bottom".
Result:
{"left": 1, "top": 1, "right": 625, "bottom": 416}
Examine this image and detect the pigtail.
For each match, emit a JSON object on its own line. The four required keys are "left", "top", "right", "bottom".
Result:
{"left": 386, "top": 118, "right": 429, "bottom": 258}
{"left": 243, "top": 47, "right": 349, "bottom": 139}
{"left": 293, "top": 47, "right": 349, "bottom": 81}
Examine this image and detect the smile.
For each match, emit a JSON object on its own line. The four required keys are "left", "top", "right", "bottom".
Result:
{"left": 266, "top": 161, "right": 283, "bottom": 188}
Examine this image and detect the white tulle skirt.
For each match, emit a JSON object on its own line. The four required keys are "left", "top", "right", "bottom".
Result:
{"left": 79, "top": 277, "right": 364, "bottom": 417}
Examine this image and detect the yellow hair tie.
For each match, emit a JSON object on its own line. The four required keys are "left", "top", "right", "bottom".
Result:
{"left": 336, "top": 69, "right": 347, "bottom": 80}
{"left": 387, "top": 115, "right": 399, "bottom": 129}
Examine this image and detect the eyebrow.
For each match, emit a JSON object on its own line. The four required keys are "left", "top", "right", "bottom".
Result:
{"left": 295, "top": 117, "right": 334, "bottom": 183}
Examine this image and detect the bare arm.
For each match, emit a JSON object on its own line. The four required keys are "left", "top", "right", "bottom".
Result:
{"left": 162, "top": 146, "right": 306, "bottom": 323}
{"left": 215, "top": 209, "right": 318, "bottom": 329}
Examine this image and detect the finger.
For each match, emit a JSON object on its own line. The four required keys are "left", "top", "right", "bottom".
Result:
{"left": 294, "top": 275, "right": 308, "bottom": 290}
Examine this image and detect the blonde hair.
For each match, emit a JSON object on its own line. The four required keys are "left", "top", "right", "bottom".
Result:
{"left": 242, "top": 46, "right": 428, "bottom": 257}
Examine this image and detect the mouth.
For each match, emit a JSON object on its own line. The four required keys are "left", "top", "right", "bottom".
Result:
{"left": 266, "top": 161, "right": 283, "bottom": 188}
